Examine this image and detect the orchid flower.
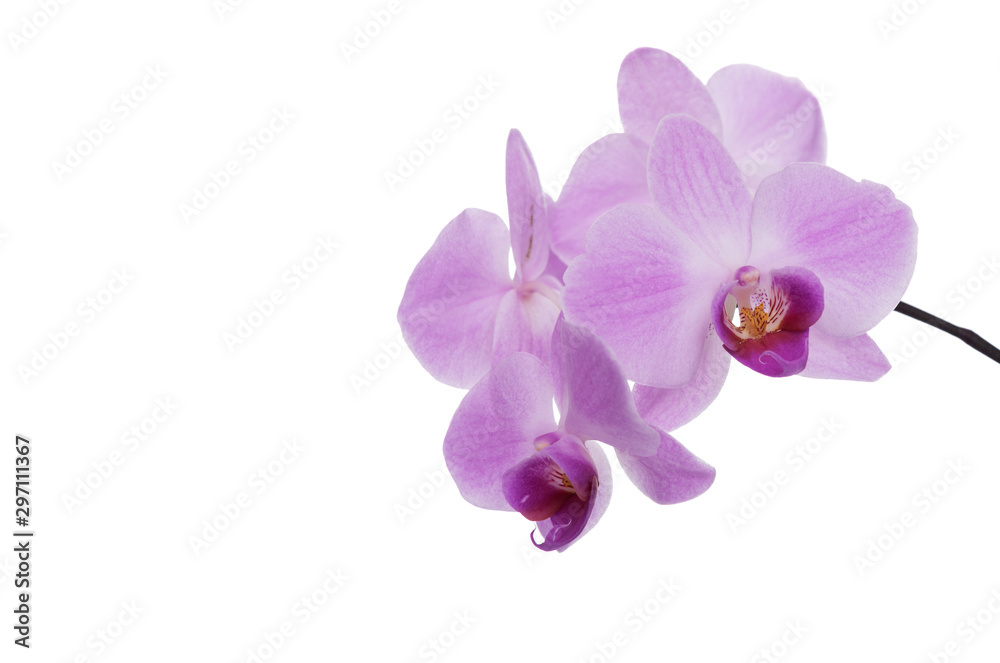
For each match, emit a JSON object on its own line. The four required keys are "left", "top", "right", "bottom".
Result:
{"left": 562, "top": 115, "right": 917, "bottom": 397}
{"left": 398, "top": 130, "right": 561, "bottom": 388}
{"left": 444, "top": 317, "right": 716, "bottom": 551}
{"left": 550, "top": 47, "right": 826, "bottom": 265}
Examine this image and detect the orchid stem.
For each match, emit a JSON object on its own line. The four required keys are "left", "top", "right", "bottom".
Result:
{"left": 894, "top": 301, "right": 1000, "bottom": 364}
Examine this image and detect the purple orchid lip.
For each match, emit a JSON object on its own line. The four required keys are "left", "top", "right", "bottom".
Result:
{"left": 502, "top": 434, "right": 596, "bottom": 522}
{"left": 726, "top": 329, "right": 811, "bottom": 378}
{"left": 502, "top": 453, "right": 580, "bottom": 522}
{"left": 531, "top": 477, "right": 599, "bottom": 552}
{"left": 711, "top": 265, "right": 824, "bottom": 377}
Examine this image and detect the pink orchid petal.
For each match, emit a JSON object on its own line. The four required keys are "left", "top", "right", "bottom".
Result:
{"left": 506, "top": 129, "right": 550, "bottom": 283}
{"left": 551, "top": 317, "right": 659, "bottom": 457}
{"left": 707, "top": 64, "right": 827, "bottom": 191}
{"left": 549, "top": 132, "right": 651, "bottom": 264}
{"left": 633, "top": 329, "right": 731, "bottom": 432}
{"left": 648, "top": 115, "right": 753, "bottom": 268}
{"left": 799, "top": 330, "right": 891, "bottom": 381}
{"left": 562, "top": 203, "right": 729, "bottom": 388}
{"left": 533, "top": 440, "right": 612, "bottom": 552}
{"left": 617, "top": 47, "right": 722, "bottom": 145}
{"left": 443, "top": 353, "right": 557, "bottom": 511}
{"left": 542, "top": 249, "right": 568, "bottom": 283}
{"left": 492, "top": 289, "right": 561, "bottom": 369}
{"left": 617, "top": 428, "right": 716, "bottom": 505}
{"left": 749, "top": 163, "right": 918, "bottom": 338}
{"left": 398, "top": 208, "right": 513, "bottom": 388}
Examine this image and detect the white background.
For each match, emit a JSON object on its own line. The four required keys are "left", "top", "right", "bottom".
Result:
{"left": 2, "top": 0, "right": 999, "bottom": 661}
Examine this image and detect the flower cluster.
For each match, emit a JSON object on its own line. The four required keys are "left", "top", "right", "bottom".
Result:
{"left": 398, "top": 48, "right": 917, "bottom": 551}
